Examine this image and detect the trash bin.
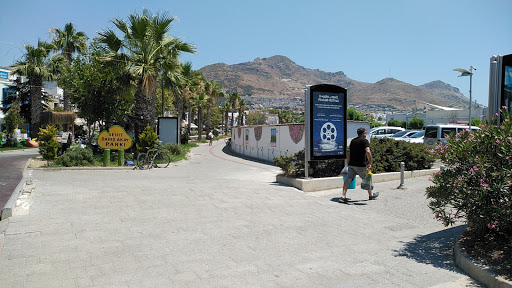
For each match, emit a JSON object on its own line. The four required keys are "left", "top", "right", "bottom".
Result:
{"left": 343, "top": 177, "right": 356, "bottom": 189}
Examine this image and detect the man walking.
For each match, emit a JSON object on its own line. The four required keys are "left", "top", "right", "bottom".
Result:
{"left": 339, "top": 127, "right": 379, "bottom": 203}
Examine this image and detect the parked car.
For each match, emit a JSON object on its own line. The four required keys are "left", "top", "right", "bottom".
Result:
{"left": 405, "top": 130, "right": 425, "bottom": 143}
{"left": 424, "top": 124, "right": 480, "bottom": 146}
{"left": 368, "top": 126, "right": 405, "bottom": 138}
{"left": 392, "top": 130, "right": 421, "bottom": 141}
{"left": 389, "top": 130, "right": 417, "bottom": 139}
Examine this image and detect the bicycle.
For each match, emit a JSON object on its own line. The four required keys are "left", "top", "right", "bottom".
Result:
{"left": 136, "top": 145, "right": 171, "bottom": 170}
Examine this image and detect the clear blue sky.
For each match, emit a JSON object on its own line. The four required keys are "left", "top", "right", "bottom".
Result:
{"left": 1, "top": 0, "right": 511, "bottom": 106}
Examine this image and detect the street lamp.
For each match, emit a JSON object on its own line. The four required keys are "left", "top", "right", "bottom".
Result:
{"left": 453, "top": 66, "right": 476, "bottom": 130}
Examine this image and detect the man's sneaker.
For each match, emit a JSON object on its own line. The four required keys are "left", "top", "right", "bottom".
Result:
{"left": 339, "top": 196, "right": 349, "bottom": 203}
{"left": 369, "top": 192, "right": 379, "bottom": 200}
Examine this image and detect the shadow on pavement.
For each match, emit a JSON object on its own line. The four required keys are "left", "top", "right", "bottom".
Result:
{"left": 394, "top": 225, "right": 466, "bottom": 271}
{"left": 330, "top": 198, "right": 368, "bottom": 205}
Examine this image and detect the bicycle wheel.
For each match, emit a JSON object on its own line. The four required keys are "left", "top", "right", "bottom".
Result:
{"left": 136, "top": 153, "right": 149, "bottom": 170}
{"left": 153, "top": 152, "right": 171, "bottom": 168}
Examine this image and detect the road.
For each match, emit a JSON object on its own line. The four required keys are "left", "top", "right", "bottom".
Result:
{"left": 0, "top": 148, "right": 39, "bottom": 211}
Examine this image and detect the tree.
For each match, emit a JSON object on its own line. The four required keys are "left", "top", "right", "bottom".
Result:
{"left": 4, "top": 100, "right": 25, "bottom": 137}
{"left": 11, "top": 40, "right": 65, "bottom": 138}
{"left": 58, "top": 41, "right": 133, "bottom": 139}
{"left": 238, "top": 98, "right": 246, "bottom": 126}
{"left": 347, "top": 108, "right": 362, "bottom": 121}
{"left": 278, "top": 109, "right": 299, "bottom": 124}
{"left": 228, "top": 92, "right": 240, "bottom": 127}
{"left": 408, "top": 118, "right": 424, "bottom": 129}
{"left": 193, "top": 92, "right": 209, "bottom": 140}
{"left": 220, "top": 101, "right": 231, "bottom": 135}
{"left": 247, "top": 112, "right": 266, "bottom": 125}
{"left": 98, "top": 9, "right": 196, "bottom": 143}
{"left": 175, "top": 62, "right": 202, "bottom": 133}
{"left": 387, "top": 119, "right": 401, "bottom": 127}
{"left": 50, "top": 22, "right": 88, "bottom": 111}
{"left": 205, "top": 80, "right": 223, "bottom": 134}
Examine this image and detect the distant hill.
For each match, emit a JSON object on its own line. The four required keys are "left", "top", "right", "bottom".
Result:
{"left": 199, "top": 55, "right": 469, "bottom": 111}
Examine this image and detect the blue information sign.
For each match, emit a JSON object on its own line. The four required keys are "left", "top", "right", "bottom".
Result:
{"left": 0, "top": 71, "right": 8, "bottom": 79}
{"left": 307, "top": 84, "right": 347, "bottom": 160}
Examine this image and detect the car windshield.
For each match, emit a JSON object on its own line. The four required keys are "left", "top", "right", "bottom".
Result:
{"left": 409, "top": 131, "right": 425, "bottom": 138}
{"left": 390, "top": 130, "right": 410, "bottom": 137}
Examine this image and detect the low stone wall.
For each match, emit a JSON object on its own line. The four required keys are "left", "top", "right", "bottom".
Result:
{"left": 276, "top": 168, "right": 440, "bottom": 192}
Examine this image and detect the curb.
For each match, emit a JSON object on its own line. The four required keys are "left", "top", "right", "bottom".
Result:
{"left": 276, "top": 168, "right": 440, "bottom": 192}
{"left": 454, "top": 237, "right": 512, "bottom": 288}
{"left": 0, "top": 158, "right": 32, "bottom": 221}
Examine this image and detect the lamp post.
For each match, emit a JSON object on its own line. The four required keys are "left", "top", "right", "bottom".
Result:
{"left": 453, "top": 66, "right": 476, "bottom": 130}
{"left": 161, "top": 77, "right": 165, "bottom": 117}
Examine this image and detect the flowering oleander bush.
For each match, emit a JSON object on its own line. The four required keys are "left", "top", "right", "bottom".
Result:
{"left": 426, "top": 107, "right": 512, "bottom": 239}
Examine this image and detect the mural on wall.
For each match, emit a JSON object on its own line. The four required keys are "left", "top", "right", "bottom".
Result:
{"left": 245, "top": 129, "right": 249, "bottom": 144}
{"left": 271, "top": 128, "right": 277, "bottom": 147}
{"left": 254, "top": 126, "right": 262, "bottom": 141}
{"left": 288, "top": 124, "right": 305, "bottom": 144}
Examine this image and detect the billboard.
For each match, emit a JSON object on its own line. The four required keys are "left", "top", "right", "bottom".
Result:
{"left": 305, "top": 84, "right": 347, "bottom": 161}
{"left": 158, "top": 117, "right": 180, "bottom": 144}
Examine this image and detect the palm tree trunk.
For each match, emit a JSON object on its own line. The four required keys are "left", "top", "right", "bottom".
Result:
{"left": 206, "top": 106, "right": 211, "bottom": 135}
{"left": 133, "top": 78, "right": 154, "bottom": 143}
{"left": 63, "top": 90, "right": 71, "bottom": 111}
{"left": 198, "top": 105, "right": 203, "bottom": 141}
{"left": 30, "top": 75, "right": 43, "bottom": 139}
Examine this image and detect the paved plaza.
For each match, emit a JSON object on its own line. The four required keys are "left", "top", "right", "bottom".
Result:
{"left": 0, "top": 141, "right": 482, "bottom": 287}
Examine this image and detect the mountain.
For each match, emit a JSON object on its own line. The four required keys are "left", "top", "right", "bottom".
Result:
{"left": 199, "top": 55, "right": 468, "bottom": 111}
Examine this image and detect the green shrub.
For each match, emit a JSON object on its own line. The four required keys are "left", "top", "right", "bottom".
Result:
{"left": 274, "top": 155, "right": 296, "bottom": 176}
{"left": 274, "top": 149, "right": 344, "bottom": 178}
{"left": 54, "top": 147, "right": 95, "bottom": 167}
{"left": 162, "top": 143, "right": 185, "bottom": 155}
{"left": 371, "top": 138, "right": 435, "bottom": 173}
{"left": 136, "top": 125, "right": 158, "bottom": 154}
{"left": 38, "top": 125, "right": 61, "bottom": 162}
{"left": 274, "top": 139, "right": 434, "bottom": 178}
{"left": 427, "top": 108, "right": 512, "bottom": 239}
{"left": 180, "top": 131, "right": 189, "bottom": 144}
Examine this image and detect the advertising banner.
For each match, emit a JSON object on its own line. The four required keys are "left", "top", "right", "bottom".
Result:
{"left": 306, "top": 84, "right": 347, "bottom": 161}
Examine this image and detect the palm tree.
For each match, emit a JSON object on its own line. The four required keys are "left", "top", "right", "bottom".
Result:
{"left": 11, "top": 40, "right": 65, "bottom": 138}
{"left": 50, "top": 22, "right": 88, "bottom": 111}
{"left": 228, "top": 92, "right": 240, "bottom": 128}
{"left": 98, "top": 9, "right": 196, "bottom": 143}
{"left": 220, "top": 101, "right": 231, "bottom": 135}
{"left": 238, "top": 98, "right": 246, "bottom": 126}
{"left": 205, "top": 80, "right": 224, "bottom": 135}
{"left": 175, "top": 62, "right": 201, "bottom": 132}
{"left": 193, "top": 93, "right": 210, "bottom": 141}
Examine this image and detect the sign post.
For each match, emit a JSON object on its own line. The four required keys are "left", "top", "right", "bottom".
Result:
{"left": 97, "top": 126, "right": 133, "bottom": 166}
{"left": 305, "top": 84, "right": 347, "bottom": 178}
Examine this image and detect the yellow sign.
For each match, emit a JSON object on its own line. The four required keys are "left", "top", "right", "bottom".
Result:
{"left": 97, "top": 126, "right": 133, "bottom": 150}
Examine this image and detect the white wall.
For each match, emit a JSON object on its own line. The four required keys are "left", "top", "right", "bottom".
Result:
{"left": 230, "top": 121, "right": 370, "bottom": 163}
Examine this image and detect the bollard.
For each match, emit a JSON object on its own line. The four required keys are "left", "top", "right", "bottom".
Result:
{"left": 397, "top": 161, "right": 405, "bottom": 189}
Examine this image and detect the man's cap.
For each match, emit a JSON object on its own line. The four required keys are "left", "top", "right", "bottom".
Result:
{"left": 357, "top": 127, "right": 366, "bottom": 135}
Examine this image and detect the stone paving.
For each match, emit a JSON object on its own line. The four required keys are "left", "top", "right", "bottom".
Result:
{"left": 0, "top": 141, "right": 482, "bottom": 287}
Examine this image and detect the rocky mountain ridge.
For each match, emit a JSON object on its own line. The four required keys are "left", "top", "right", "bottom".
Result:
{"left": 199, "top": 55, "right": 468, "bottom": 111}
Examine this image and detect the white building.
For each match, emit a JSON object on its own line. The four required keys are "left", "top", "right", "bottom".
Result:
{"left": 0, "top": 67, "right": 16, "bottom": 132}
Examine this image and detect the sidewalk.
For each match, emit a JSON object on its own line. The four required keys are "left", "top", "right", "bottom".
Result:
{"left": 0, "top": 141, "right": 482, "bottom": 287}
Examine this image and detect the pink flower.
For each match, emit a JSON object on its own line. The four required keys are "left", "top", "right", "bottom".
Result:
{"left": 502, "top": 106, "right": 508, "bottom": 110}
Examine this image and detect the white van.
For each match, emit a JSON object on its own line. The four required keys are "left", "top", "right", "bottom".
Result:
{"left": 423, "top": 124, "right": 480, "bottom": 146}
{"left": 368, "top": 126, "right": 405, "bottom": 138}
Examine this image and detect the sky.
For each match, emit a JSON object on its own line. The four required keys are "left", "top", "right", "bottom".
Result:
{"left": 1, "top": 0, "right": 511, "bottom": 106}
